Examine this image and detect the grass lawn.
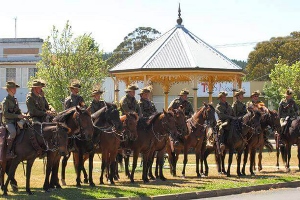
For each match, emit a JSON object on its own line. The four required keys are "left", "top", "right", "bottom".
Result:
{"left": 2, "top": 146, "right": 300, "bottom": 199}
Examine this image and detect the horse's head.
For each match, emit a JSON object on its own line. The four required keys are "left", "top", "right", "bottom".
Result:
{"left": 55, "top": 123, "right": 70, "bottom": 156}
{"left": 105, "top": 107, "right": 123, "bottom": 132}
{"left": 193, "top": 103, "right": 216, "bottom": 127}
{"left": 243, "top": 110, "right": 262, "bottom": 135}
{"left": 161, "top": 109, "right": 180, "bottom": 140}
{"left": 266, "top": 110, "right": 282, "bottom": 134}
{"left": 74, "top": 106, "right": 94, "bottom": 141}
{"left": 170, "top": 106, "right": 188, "bottom": 137}
{"left": 121, "top": 112, "right": 139, "bottom": 141}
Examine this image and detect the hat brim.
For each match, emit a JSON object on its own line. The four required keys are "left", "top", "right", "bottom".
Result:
{"left": 91, "top": 92, "right": 103, "bottom": 97}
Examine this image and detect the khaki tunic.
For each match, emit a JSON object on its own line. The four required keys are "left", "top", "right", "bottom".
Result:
{"left": 278, "top": 98, "right": 299, "bottom": 119}
{"left": 26, "top": 92, "right": 47, "bottom": 123}
{"left": 64, "top": 94, "right": 84, "bottom": 110}
{"left": 1, "top": 95, "right": 21, "bottom": 124}
{"left": 138, "top": 98, "right": 157, "bottom": 118}
{"left": 232, "top": 100, "right": 247, "bottom": 117}
{"left": 216, "top": 101, "right": 234, "bottom": 122}
{"left": 168, "top": 97, "right": 194, "bottom": 118}
{"left": 90, "top": 100, "right": 106, "bottom": 114}
{"left": 119, "top": 94, "right": 141, "bottom": 117}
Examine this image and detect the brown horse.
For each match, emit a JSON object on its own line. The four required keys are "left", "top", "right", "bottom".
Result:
{"left": 52, "top": 106, "right": 94, "bottom": 188}
{"left": 279, "top": 118, "right": 300, "bottom": 171}
{"left": 256, "top": 110, "right": 281, "bottom": 172}
{"left": 167, "top": 103, "right": 216, "bottom": 177}
{"left": 217, "top": 110, "right": 262, "bottom": 177}
{"left": 148, "top": 107, "right": 186, "bottom": 181}
{"left": 2, "top": 122, "right": 69, "bottom": 196}
{"left": 124, "top": 109, "right": 178, "bottom": 183}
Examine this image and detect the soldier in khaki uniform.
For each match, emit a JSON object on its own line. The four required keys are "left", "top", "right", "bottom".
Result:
{"left": 138, "top": 86, "right": 157, "bottom": 118}
{"left": 26, "top": 80, "right": 53, "bottom": 123}
{"left": 168, "top": 89, "right": 194, "bottom": 119}
{"left": 89, "top": 88, "right": 106, "bottom": 114}
{"left": 232, "top": 89, "right": 247, "bottom": 117}
{"left": 215, "top": 91, "right": 236, "bottom": 150}
{"left": 246, "top": 90, "right": 267, "bottom": 112}
{"left": 119, "top": 84, "right": 142, "bottom": 117}
{"left": 278, "top": 89, "right": 299, "bottom": 145}
{"left": 64, "top": 79, "right": 85, "bottom": 110}
{"left": 40, "top": 81, "right": 56, "bottom": 121}
{"left": 1, "top": 81, "right": 26, "bottom": 159}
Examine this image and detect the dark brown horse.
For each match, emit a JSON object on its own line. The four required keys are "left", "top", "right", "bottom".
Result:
{"left": 217, "top": 110, "right": 262, "bottom": 177}
{"left": 2, "top": 122, "right": 69, "bottom": 195}
{"left": 256, "top": 110, "right": 281, "bottom": 172}
{"left": 167, "top": 103, "right": 216, "bottom": 177}
{"left": 124, "top": 109, "right": 178, "bottom": 183}
{"left": 279, "top": 118, "right": 300, "bottom": 171}
{"left": 148, "top": 107, "right": 186, "bottom": 181}
{"left": 52, "top": 106, "right": 94, "bottom": 188}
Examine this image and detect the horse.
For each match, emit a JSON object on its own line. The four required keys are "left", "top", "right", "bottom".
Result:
{"left": 217, "top": 110, "right": 262, "bottom": 177}
{"left": 256, "top": 110, "right": 281, "bottom": 172}
{"left": 51, "top": 106, "right": 94, "bottom": 188}
{"left": 2, "top": 122, "right": 70, "bottom": 195}
{"left": 123, "top": 109, "right": 178, "bottom": 183}
{"left": 279, "top": 118, "right": 300, "bottom": 172}
{"left": 181, "top": 103, "right": 216, "bottom": 178}
{"left": 148, "top": 107, "right": 187, "bottom": 181}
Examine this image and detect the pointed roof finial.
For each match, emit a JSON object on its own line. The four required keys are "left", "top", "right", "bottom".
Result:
{"left": 177, "top": 3, "right": 183, "bottom": 25}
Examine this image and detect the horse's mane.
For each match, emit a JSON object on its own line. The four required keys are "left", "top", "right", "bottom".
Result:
{"left": 91, "top": 107, "right": 107, "bottom": 120}
{"left": 53, "top": 107, "right": 76, "bottom": 122}
{"left": 147, "top": 112, "right": 162, "bottom": 126}
{"left": 106, "top": 102, "right": 117, "bottom": 109}
{"left": 43, "top": 123, "right": 70, "bottom": 133}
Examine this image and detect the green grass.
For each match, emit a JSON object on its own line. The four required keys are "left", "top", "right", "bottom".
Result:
{"left": 2, "top": 147, "right": 300, "bottom": 199}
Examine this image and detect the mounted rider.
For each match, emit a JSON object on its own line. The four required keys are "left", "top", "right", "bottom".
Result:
{"left": 232, "top": 89, "right": 247, "bottom": 117}
{"left": 138, "top": 86, "right": 157, "bottom": 118}
{"left": 64, "top": 79, "right": 85, "bottom": 110}
{"left": 26, "top": 79, "right": 54, "bottom": 123}
{"left": 1, "top": 81, "right": 26, "bottom": 159}
{"left": 216, "top": 91, "right": 236, "bottom": 151}
{"left": 89, "top": 87, "right": 106, "bottom": 114}
{"left": 246, "top": 90, "right": 267, "bottom": 113}
{"left": 168, "top": 89, "right": 194, "bottom": 119}
{"left": 40, "top": 80, "right": 56, "bottom": 122}
{"left": 278, "top": 89, "right": 299, "bottom": 145}
{"left": 119, "top": 84, "right": 142, "bottom": 117}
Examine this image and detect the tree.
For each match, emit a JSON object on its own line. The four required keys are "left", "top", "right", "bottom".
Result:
{"left": 245, "top": 31, "right": 300, "bottom": 81}
{"left": 231, "top": 59, "right": 247, "bottom": 69}
{"left": 107, "top": 27, "right": 161, "bottom": 68}
{"left": 263, "top": 59, "right": 300, "bottom": 110}
{"left": 35, "top": 21, "right": 107, "bottom": 111}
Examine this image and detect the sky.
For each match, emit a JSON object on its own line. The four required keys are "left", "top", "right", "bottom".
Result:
{"left": 1, "top": 0, "right": 300, "bottom": 61}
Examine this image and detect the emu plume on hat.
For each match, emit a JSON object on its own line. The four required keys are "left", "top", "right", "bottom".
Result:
{"left": 234, "top": 89, "right": 246, "bottom": 97}
{"left": 2, "top": 81, "right": 20, "bottom": 89}
{"left": 138, "top": 86, "right": 152, "bottom": 95}
{"left": 218, "top": 91, "right": 228, "bottom": 98}
{"left": 125, "top": 84, "right": 139, "bottom": 92}
{"left": 68, "top": 79, "right": 81, "bottom": 89}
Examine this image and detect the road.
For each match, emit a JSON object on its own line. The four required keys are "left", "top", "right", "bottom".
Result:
{"left": 202, "top": 187, "right": 300, "bottom": 200}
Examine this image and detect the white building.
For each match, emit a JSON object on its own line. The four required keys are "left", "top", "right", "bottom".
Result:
{"left": 0, "top": 38, "right": 43, "bottom": 111}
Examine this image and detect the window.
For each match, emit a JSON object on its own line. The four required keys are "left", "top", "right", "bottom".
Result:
{"left": 28, "top": 68, "right": 37, "bottom": 80}
{"left": 6, "top": 68, "right": 16, "bottom": 82}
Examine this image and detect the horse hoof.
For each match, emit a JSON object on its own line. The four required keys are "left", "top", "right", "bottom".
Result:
{"left": 160, "top": 177, "right": 167, "bottom": 181}
{"left": 90, "top": 182, "right": 95, "bottom": 187}
{"left": 227, "top": 174, "right": 231, "bottom": 177}
{"left": 27, "top": 191, "right": 34, "bottom": 195}
{"left": 286, "top": 168, "right": 291, "bottom": 172}
{"left": 84, "top": 179, "right": 89, "bottom": 184}
{"left": 251, "top": 173, "right": 255, "bottom": 176}
{"left": 61, "top": 179, "right": 66, "bottom": 186}
{"left": 76, "top": 183, "right": 81, "bottom": 187}
{"left": 150, "top": 176, "right": 156, "bottom": 180}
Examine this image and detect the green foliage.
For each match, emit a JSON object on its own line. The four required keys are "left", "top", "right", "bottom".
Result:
{"left": 107, "top": 27, "right": 161, "bottom": 68}
{"left": 35, "top": 21, "right": 107, "bottom": 111}
{"left": 245, "top": 31, "right": 300, "bottom": 81}
{"left": 231, "top": 59, "right": 247, "bottom": 69}
{"left": 263, "top": 59, "right": 300, "bottom": 109}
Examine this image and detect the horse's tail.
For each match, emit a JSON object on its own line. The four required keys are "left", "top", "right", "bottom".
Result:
{"left": 280, "top": 145, "right": 287, "bottom": 163}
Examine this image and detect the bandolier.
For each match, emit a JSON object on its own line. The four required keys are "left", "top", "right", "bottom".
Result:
{"left": 168, "top": 89, "right": 194, "bottom": 119}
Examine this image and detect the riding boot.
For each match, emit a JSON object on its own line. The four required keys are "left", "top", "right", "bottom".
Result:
{"left": 6, "top": 139, "right": 17, "bottom": 159}
{"left": 278, "top": 126, "right": 286, "bottom": 147}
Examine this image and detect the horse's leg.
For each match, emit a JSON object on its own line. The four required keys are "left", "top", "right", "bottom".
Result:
{"left": 88, "top": 153, "right": 95, "bottom": 187}
{"left": 286, "top": 144, "right": 291, "bottom": 172}
{"left": 43, "top": 153, "right": 52, "bottom": 191}
{"left": 142, "top": 153, "right": 150, "bottom": 183}
{"left": 157, "top": 150, "right": 166, "bottom": 181}
{"left": 236, "top": 151, "right": 242, "bottom": 177}
{"left": 174, "top": 150, "right": 180, "bottom": 176}
{"left": 221, "top": 150, "right": 227, "bottom": 174}
{"left": 250, "top": 148, "right": 256, "bottom": 175}
{"left": 50, "top": 154, "right": 62, "bottom": 189}
{"left": 298, "top": 144, "right": 300, "bottom": 171}
{"left": 100, "top": 151, "right": 107, "bottom": 184}
{"left": 258, "top": 146, "right": 263, "bottom": 171}
{"left": 242, "top": 147, "right": 249, "bottom": 176}
{"left": 76, "top": 149, "right": 84, "bottom": 187}
{"left": 195, "top": 147, "right": 201, "bottom": 178}
{"left": 3, "top": 160, "right": 19, "bottom": 196}
{"left": 61, "top": 153, "right": 71, "bottom": 186}
{"left": 25, "top": 159, "right": 35, "bottom": 195}
{"left": 227, "top": 149, "right": 233, "bottom": 177}
{"left": 130, "top": 151, "right": 139, "bottom": 183}
{"left": 148, "top": 152, "right": 155, "bottom": 180}
{"left": 124, "top": 155, "right": 130, "bottom": 178}
{"left": 181, "top": 146, "right": 188, "bottom": 178}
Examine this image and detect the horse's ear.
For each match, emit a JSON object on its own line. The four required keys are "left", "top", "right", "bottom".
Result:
{"left": 168, "top": 107, "right": 174, "bottom": 112}
{"left": 163, "top": 109, "right": 167, "bottom": 115}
